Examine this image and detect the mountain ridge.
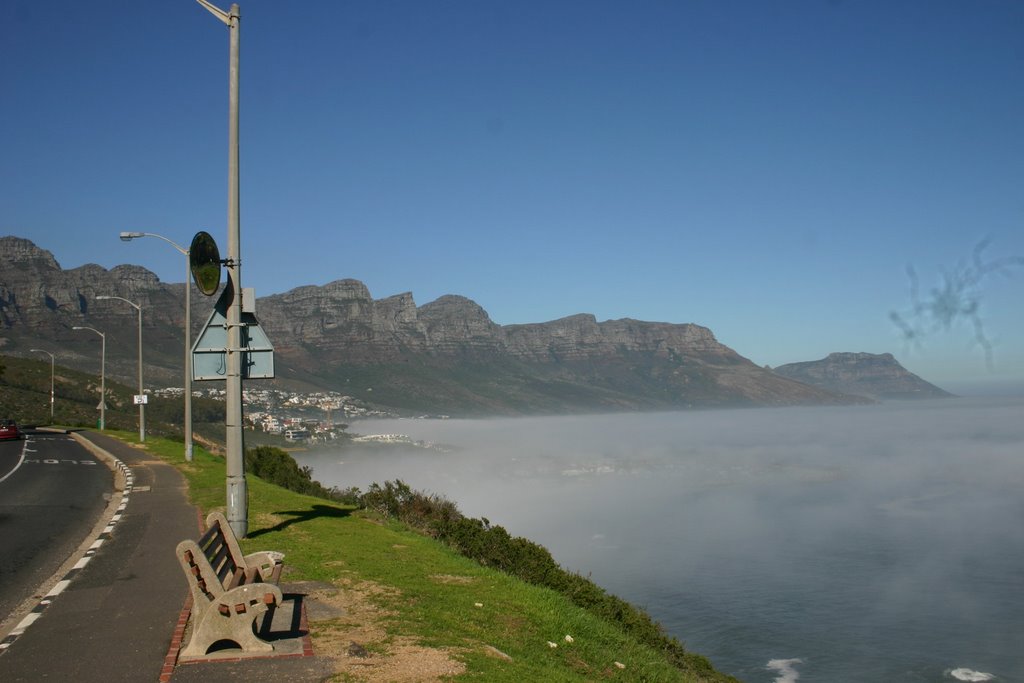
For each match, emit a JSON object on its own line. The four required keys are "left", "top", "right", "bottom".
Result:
{"left": 1, "top": 235, "right": 876, "bottom": 415}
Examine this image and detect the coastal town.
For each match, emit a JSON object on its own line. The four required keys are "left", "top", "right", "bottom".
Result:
{"left": 150, "top": 385, "right": 448, "bottom": 448}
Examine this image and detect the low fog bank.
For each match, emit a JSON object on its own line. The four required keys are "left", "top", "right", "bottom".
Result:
{"left": 312, "top": 398, "right": 1024, "bottom": 535}
{"left": 296, "top": 397, "right": 1024, "bottom": 681}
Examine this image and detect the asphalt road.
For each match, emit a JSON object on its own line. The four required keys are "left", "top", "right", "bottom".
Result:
{"left": 0, "top": 430, "right": 112, "bottom": 625}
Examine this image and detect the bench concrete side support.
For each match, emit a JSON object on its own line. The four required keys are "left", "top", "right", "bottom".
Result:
{"left": 177, "top": 539, "right": 283, "bottom": 657}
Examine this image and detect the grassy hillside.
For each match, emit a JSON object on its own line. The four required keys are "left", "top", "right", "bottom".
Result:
{"left": 0, "top": 354, "right": 226, "bottom": 440}
{"left": 129, "top": 433, "right": 737, "bottom": 681}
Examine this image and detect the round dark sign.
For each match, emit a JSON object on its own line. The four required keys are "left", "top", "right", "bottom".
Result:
{"left": 189, "top": 231, "right": 222, "bottom": 296}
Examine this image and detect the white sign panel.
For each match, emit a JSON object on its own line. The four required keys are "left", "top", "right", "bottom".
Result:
{"left": 191, "top": 287, "right": 275, "bottom": 381}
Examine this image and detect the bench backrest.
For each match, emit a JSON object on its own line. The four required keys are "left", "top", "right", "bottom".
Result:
{"left": 177, "top": 511, "right": 251, "bottom": 607}
{"left": 197, "top": 515, "right": 244, "bottom": 590}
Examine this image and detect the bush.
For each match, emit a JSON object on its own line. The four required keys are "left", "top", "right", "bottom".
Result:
{"left": 245, "top": 445, "right": 359, "bottom": 503}
{"left": 361, "top": 480, "right": 461, "bottom": 531}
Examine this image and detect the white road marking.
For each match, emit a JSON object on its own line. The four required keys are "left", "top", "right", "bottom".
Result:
{"left": 0, "top": 437, "right": 29, "bottom": 484}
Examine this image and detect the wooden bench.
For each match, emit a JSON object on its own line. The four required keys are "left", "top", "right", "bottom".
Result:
{"left": 176, "top": 511, "right": 286, "bottom": 657}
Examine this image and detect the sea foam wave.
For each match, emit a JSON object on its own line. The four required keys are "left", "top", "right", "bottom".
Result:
{"left": 766, "top": 658, "right": 803, "bottom": 683}
{"left": 949, "top": 668, "right": 994, "bottom": 682}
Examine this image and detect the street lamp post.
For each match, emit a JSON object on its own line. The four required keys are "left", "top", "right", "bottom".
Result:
{"left": 29, "top": 348, "right": 55, "bottom": 422}
{"left": 72, "top": 326, "right": 106, "bottom": 430}
{"left": 97, "top": 295, "right": 145, "bottom": 443}
{"left": 197, "top": 0, "right": 248, "bottom": 539}
{"left": 120, "top": 231, "right": 193, "bottom": 460}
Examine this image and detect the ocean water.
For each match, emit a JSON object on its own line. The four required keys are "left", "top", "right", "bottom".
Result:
{"left": 295, "top": 398, "right": 1024, "bottom": 682}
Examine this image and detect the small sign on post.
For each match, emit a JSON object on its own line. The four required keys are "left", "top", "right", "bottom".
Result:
{"left": 133, "top": 395, "right": 148, "bottom": 405}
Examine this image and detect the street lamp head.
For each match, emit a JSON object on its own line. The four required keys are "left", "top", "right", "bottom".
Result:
{"left": 94, "top": 294, "right": 140, "bottom": 310}
{"left": 73, "top": 325, "right": 105, "bottom": 338}
{"left": 120, "top": 231, "right": 145, "bottom": 241}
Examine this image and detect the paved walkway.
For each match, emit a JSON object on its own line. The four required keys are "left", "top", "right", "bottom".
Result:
{"left": 0, "top": 431, "right": 333, "bottom": 682}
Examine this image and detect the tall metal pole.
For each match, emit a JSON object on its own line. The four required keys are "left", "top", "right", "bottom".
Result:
{"left": 100, "top": 332, "right": 106, "bottom": 430}
{"left": 30, "top": 349, "right": 55, "bottom": 422}
{"left": 225, "top": 1, "right": 247, "bottom": 539}
{"left": 197, "top": 0, "right": 246, "bottom": 538}
{"left": 119, "top": 232, "right": 193, "bottom": 459}
{"left": 75, "top": 326, "right": 106, "bottom": 429}
{"left": 136, "top": 303, "right": 145, "bottom": 442}
{"left": 48, "top": 353, "right": 54, "bottom": 421}
{"left": 184, "top": 255, "right": 193, "bottom": 461}
{"left": 96, "top": 296, "right": 145, "bottom": 441}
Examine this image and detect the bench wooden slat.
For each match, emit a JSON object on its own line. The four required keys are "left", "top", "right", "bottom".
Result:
{"left": 210, "top": 543, "right": 235, "bottom": 582}
{"left": 197, "top": 525, "right": 219, "bottom": 549}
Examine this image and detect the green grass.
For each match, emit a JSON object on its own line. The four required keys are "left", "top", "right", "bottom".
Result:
{"left": 126, "top": 432, "right": 735, "bottom": 682}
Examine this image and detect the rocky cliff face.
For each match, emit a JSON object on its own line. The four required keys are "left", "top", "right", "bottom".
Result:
{"left": 502, "top": 314, "right": 738, "bottom": 363}
{"left": 773, "top": 352, "right": 952, "bottom": 400}
{"left": 257, "top": 283, "right": 739, "bottom": 365}
{"left": 418, "top": 295, "right": 504, "bottom": 356}
{"left": 1, "top": 236, "right": 867, "bottom": 414}
{"left": 0, "top": 236, "right": 197, "bottom": 383}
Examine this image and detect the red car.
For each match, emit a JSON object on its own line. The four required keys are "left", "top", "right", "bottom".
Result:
{"left": 0, "top": 419, "right": 22, "bottom": 440}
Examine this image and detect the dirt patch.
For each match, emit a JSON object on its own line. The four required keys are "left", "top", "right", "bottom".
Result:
{"left": 428, "top": 574, "right": 477, "bottom": 585}
{"left": 341, "top": 638, "right": 466, "bottom": 682}
{"left": 308, "top": 577, "right": 467, "bottom": 682}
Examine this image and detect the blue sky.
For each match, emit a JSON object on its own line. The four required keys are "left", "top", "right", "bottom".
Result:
{"left": 3, "top": 1, "right": 1023, "bottom": 392}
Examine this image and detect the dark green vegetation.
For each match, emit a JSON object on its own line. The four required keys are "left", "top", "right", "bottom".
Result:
{"left": 245, "top": 445, "right": 359, "bottom": 503}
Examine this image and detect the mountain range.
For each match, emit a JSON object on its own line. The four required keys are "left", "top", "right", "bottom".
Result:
{"left": 0, "top": 236, "right": 947, "bottom": 415}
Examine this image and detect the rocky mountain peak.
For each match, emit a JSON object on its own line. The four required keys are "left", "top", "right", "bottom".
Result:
{"left": 0, "top": 236, "right": 62, "bottom": 268}
{"left": 774, "top": 352, "right": 951, "bottom": 400}
{"left": 418, "top": 295, "right": 494, "bottom": 323}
